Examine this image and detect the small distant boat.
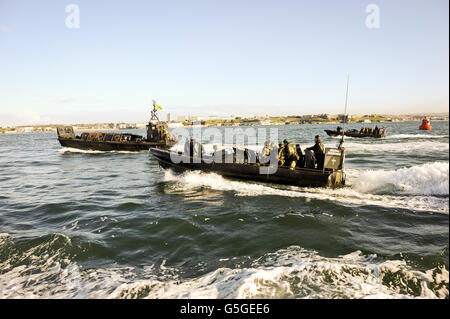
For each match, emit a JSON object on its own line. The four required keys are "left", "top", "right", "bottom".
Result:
{"left": 419, "top": 117, "right": 432, "bottom": 130}
{"left": 325, "top": 126, "right": 386, "bottom": 138}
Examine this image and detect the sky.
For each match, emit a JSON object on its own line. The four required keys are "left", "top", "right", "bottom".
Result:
{"left": 0, "top": 0, "right": 448, "bottom": 125}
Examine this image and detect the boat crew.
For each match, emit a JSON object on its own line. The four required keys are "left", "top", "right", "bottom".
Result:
{"left": 277, "top": 143, "right": 284, "bottom": 166}
{"left": 184, "top": 138, "right": 194, "bottom": 157}
{"left": 195, "top": 141, "right": 204, "bottom": 158}
{"left": 260, "top": 141, "right": 271, "bottom": 163}
{"left": 278, "top": 139, "right": 299, "bottom": 170}
{"left": 213, "top": 145, "right": 220, "bottom": 162}
{"left": 305, "top": 135, "right": 325, "bottom": 170}
{"left": 295, "top": 144, "right": 304, "bottom": 168}
{"left": 244, "top": 148, "right": 253, "bottom": 164}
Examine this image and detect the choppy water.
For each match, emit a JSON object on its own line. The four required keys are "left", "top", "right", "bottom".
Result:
{"left": 0, "top": 121, "right": 448, "bottom": 299}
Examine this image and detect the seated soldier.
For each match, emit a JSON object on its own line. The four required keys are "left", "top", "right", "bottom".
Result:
{"left": 266, "top": 143, "right": 278, "bottom": 165}
{"left": 305, "top": 135, "right": 325, "bottom": 170}
{"left": 259, "top": 141, "right": 271, "bottom": 164}
{"left": 279, "top": 139, "right": 299, "bottom": 170}
{"left": 244, "top": 148, "right": 250, "bottom": 164}
{"left": 212, "top": 145, "right": 220, "bottom": 162}
{"left": 213, "top": 144, "right": 226, "bottom": 163}
{"left": 295, "top": 144, "right": 304, "bottom": 168}
{"left": 193, "top": 140, "right": 204, "bottom": 158}
{"left": 277, "top": 143, "right": 285, "bottom": 166}
{"left": 304, "top": 149, "right": 316, "bottom": 168}
{"left": 184, "top": 138, "right": 195, "bottom": 157}
{"left": 232, "top": 147, "right": 238, "bottom": 163}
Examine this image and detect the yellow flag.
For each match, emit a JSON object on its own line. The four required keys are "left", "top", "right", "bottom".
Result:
{"left": 155, "top": 104, "right": 163, "bottom": 110}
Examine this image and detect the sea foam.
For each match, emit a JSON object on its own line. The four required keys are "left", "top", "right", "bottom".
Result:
{"left": 58, "top": 147, "right": 141, "bottom": 154}
{"left": 342, "top": 141, "right": 449, "bottom": 153}
{"left": 348, "top": 162, "right": 449, "bottom": 196}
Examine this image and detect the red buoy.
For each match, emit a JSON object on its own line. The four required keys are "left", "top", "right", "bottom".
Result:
{"left": 419, "top": 116, "right": 432, "bottom": 130}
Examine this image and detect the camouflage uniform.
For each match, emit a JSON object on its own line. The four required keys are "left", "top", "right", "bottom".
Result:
{"left": 278, "top": 140, "right": 299, "bottom": 170}
{"left": 260, "top": 142, "right": 271, "bottom": 164}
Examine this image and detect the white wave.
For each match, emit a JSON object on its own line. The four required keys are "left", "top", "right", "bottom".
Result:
{"left": 90, "top": 252, "right": 449, "bottom": 298}
{"left": 107, "top": 247, "right": 450, "bottom": 299}
{"left": 1, "top": 241, "right": 447, "bottom": 299}
{"left": 58, "top": 147, "right": 105, "bottom": 154}
{"left": 348, "top": 162, "right": 449, "bottom": 196}
{"left": 162, "top": 162, "right": 449, "bottom": 214}
{"left": 342, "top": 141, "right": 449, "bottom": 153}
{"left": 387, "top": 134, "right": 449, "bottom": 139}
{"left": 329, "top": 134, "right": 448, "bottom": 140}
{"left": 58, "top": 147, "right": 141, "bottom": 154}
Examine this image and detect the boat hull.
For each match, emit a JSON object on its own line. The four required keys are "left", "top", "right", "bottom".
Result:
{"left": 58, "top": 137, "right": 172, "bottom": 152}
{"left": 150, "top": 148, "right": 345, "bottom": 188}
{"left": 56, "top": 125, "right": 174, "bottom": 152}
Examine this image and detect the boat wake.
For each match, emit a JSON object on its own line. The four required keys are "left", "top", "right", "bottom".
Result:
{"left": 347, "top": 161, "right": 449, "bottom": 196}
{"left": 329, "top": 134, "right": 449, "bottom": 140}
{"left": 108, "top": 247, "right": 448, "bottom": 299}
{"left": 163, "top": 162, "right": 449, "bottom": 214}
{"left": 386, "top": 134, "right": 449, "bottom": 139}
{"left": 0, "top": 235, "right": 447, "bottom": 299}
{"left": 58, "top": 147, "right": 142, "bottom": 154}
{"left": 341, "top": 141, "right": 449, "bottom": 153}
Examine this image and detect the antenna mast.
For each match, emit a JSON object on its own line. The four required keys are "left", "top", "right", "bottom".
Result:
{"left": 340, "top": 73, "right": 350, "bottom": 147}
{"left": 150, "top": 99, "right": 160, "bottom": 122}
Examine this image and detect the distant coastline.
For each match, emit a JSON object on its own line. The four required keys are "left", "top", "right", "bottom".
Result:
{"left": 1, "top": 113, "right": 448, "bottom": 134}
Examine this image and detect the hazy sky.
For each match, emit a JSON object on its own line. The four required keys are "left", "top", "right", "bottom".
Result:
{"left": 0, "top": 0, "right": 448, "bottom": 125}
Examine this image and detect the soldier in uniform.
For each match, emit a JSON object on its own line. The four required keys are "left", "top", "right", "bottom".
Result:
{"left": 259, "top": 141, "right": 271, "bottom": 163}
{"left": 193, "top": 140, "right": 204, "bottom": 158}
{"left": 213, "top": 145, "right": 220, "bottom": 161}
{"left": 374, "top": 125, "right": 379, "bottom": 136}
{"left": 184, "top": 138, "right": 194, "bottom": 157}
{"left": 305, "top": 135, "right": 325, "bottom": 170}
{"left": 244, "top": 148, "right": 250, "bottom": 164}
{"left": 278, "top": 139, "right": 299, "bottom": 170}
{"left": 277, "top": 143, "right": 284, "bottom": 166}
